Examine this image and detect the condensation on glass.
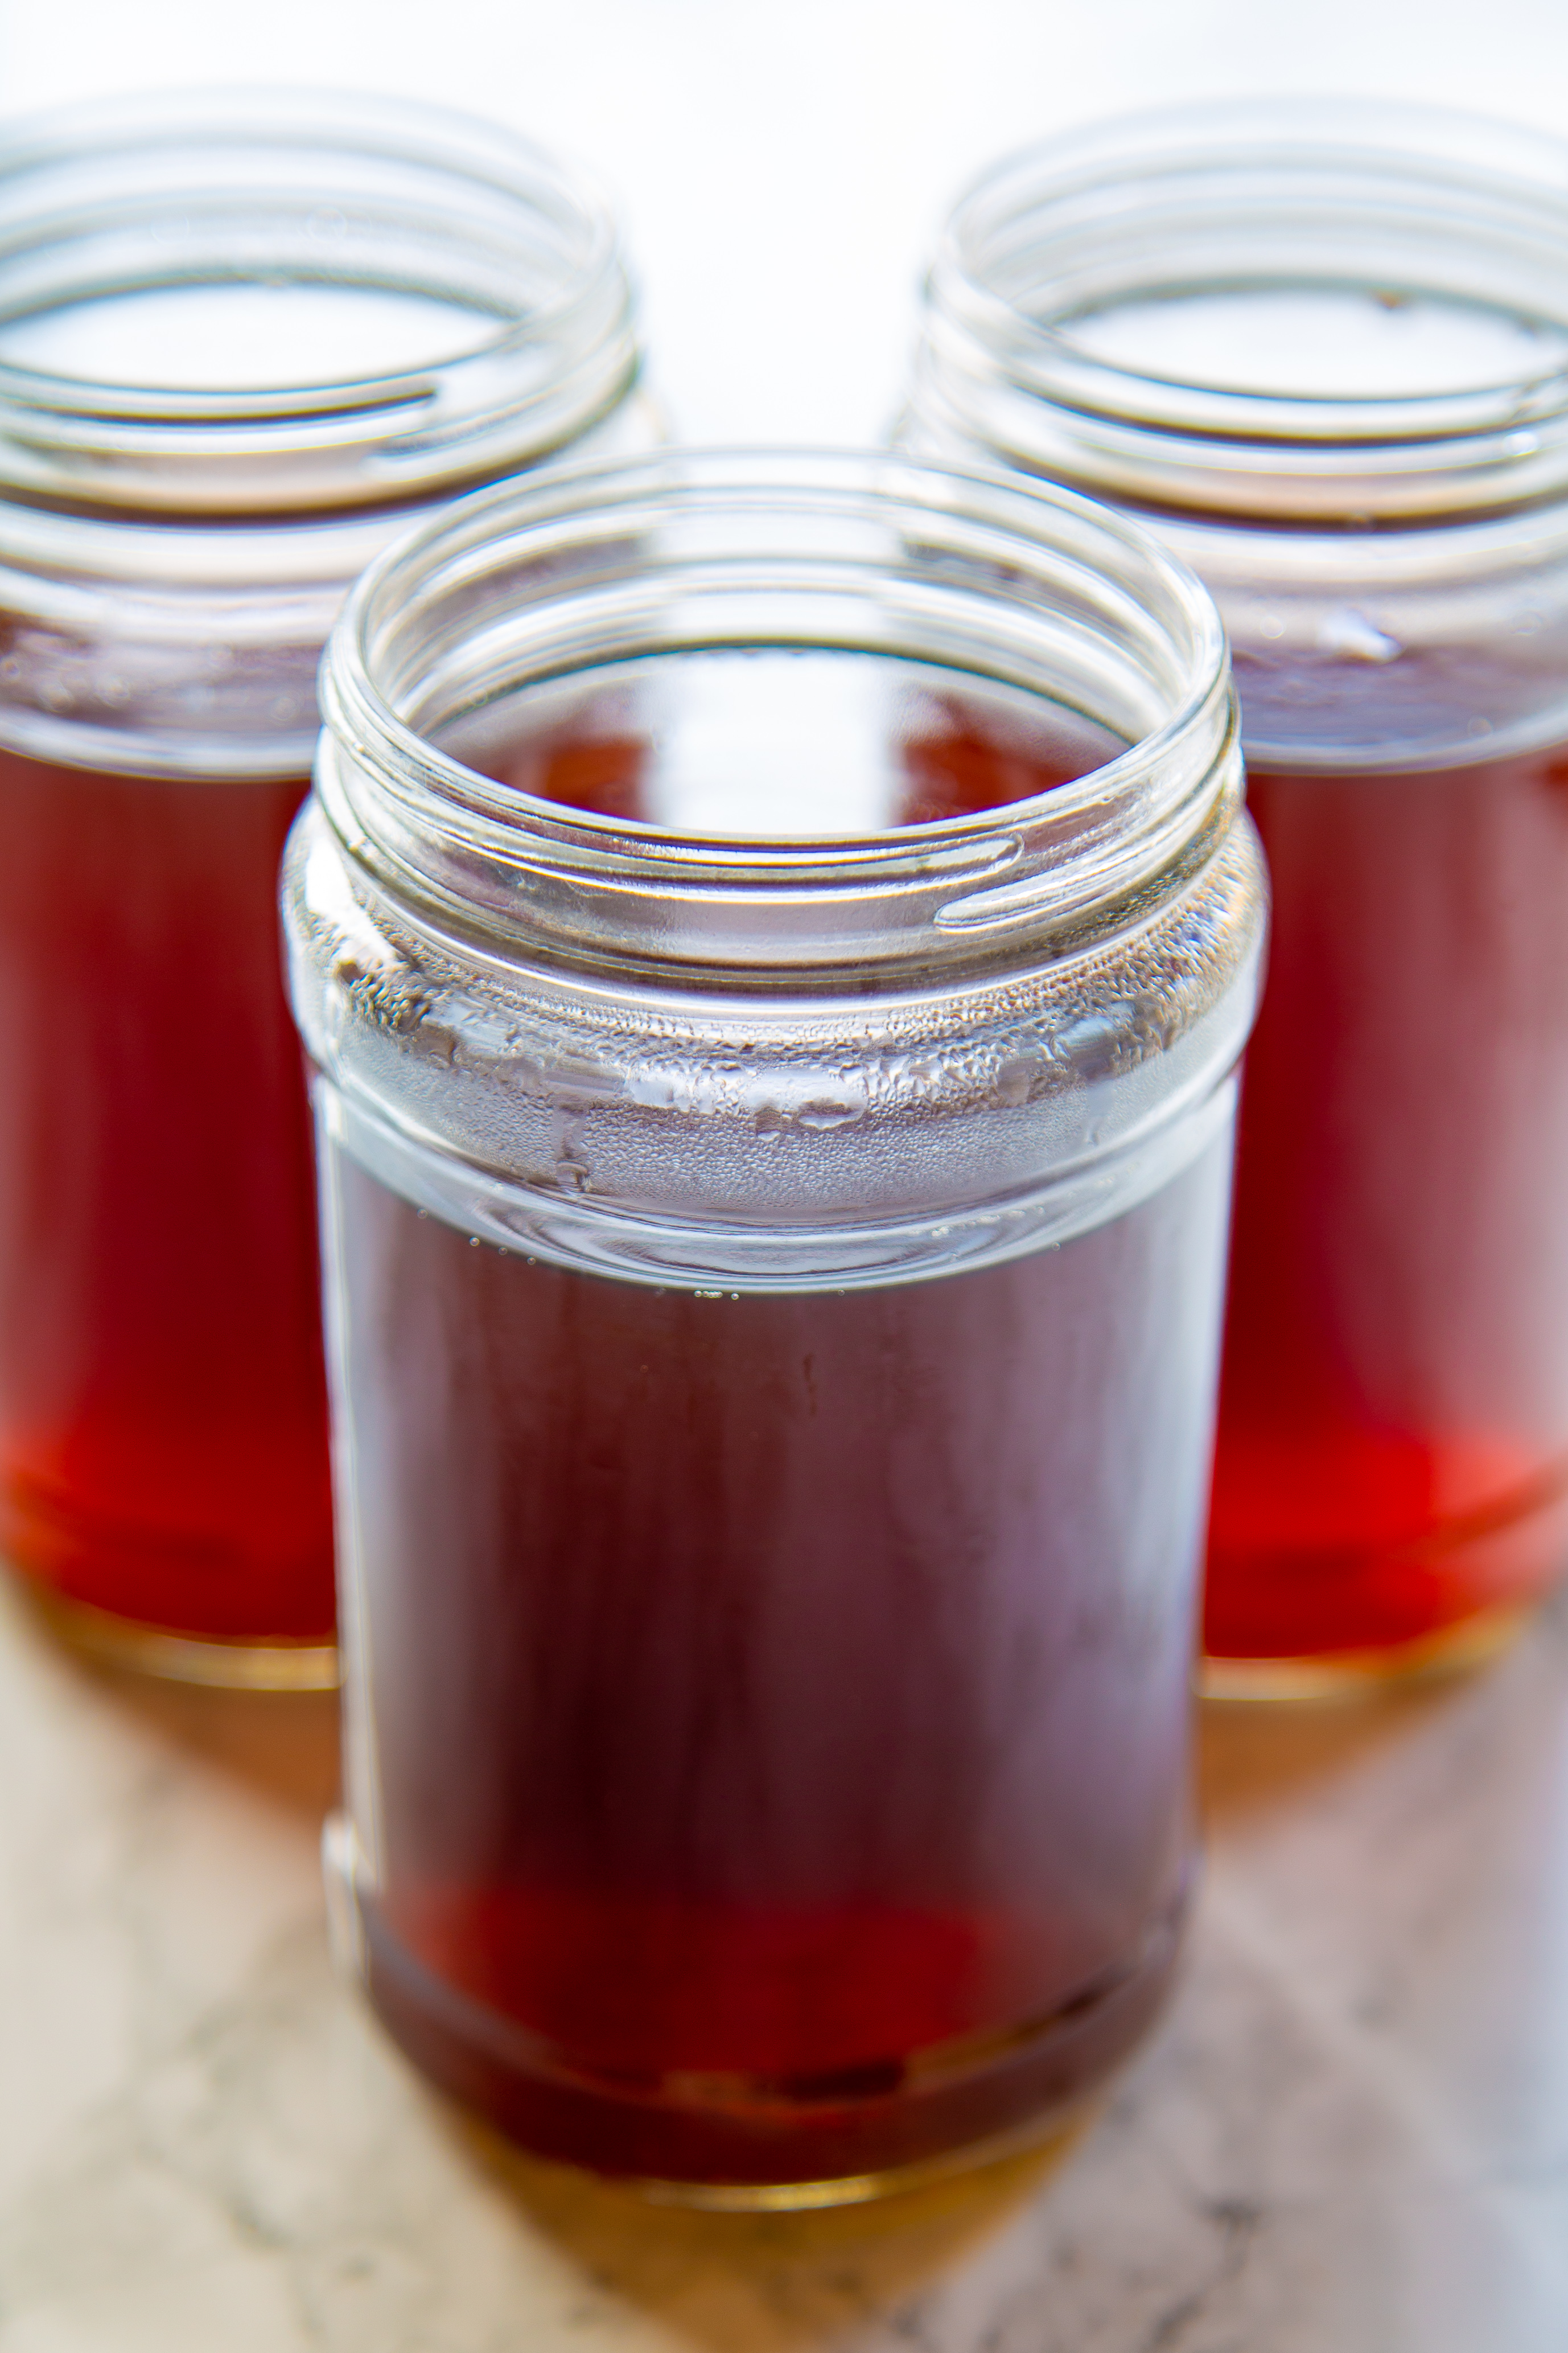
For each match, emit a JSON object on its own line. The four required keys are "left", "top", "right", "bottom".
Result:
{"left": 284, "top": 451, "right": 1265, "bottom": 2200}
{"left": 0, "top": 89, "right": 648, "bottom": 1686}
{"left": 908, "top": 100, "right": 1568, "bottom": 1692}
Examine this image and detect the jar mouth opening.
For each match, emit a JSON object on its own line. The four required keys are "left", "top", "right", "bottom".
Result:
{"left": 317, "top": 449, "right": 1237, "bottom": 978}
{"left": 921, "top": 98, "right": 1568, "bottom": 522}
{"left": 0, "top": 87, "right": 639, "bottom": 515}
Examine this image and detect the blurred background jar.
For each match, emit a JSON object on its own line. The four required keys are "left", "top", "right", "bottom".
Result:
{"left": 0, "top": 89, "right": 649, "bottom": 1686}
{"left": 285, "top": 449, "right": 1264, "bottom": 2198}
{"left": 907, "top": 100, "right": 1568, "bottom": 1693}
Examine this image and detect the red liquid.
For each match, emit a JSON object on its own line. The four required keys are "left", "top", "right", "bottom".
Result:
{"left": 1207, "top": 726, "right": 1568, "bottom": 1662}
{"left": 328, "top": 1140, "right": 1229, "bottom": 2186}
{"left": 0, "top": 749, "right": 334, "bottom": 1643}
{"left": 318, "top": 672, "right": 1234, "bottom": 2185}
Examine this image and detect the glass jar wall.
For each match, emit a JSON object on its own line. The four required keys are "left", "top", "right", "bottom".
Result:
{"left": 285, "top": 450, "right": 1265, "bottom": 2199}
{"left": 0, "top": 89, "right": 647, "bottom": 1684}
{"left": 908, "top": 101, "right": 1568, "bottom": 1691}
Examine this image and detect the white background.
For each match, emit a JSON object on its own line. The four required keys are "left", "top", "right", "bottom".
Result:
{"left": 3, "top": 2, "right": 1568, "bottom": 442}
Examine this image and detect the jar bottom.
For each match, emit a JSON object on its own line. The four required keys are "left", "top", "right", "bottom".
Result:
{"left": 468, "top": 2095, "right": 1086, "bottom": 2215}
{"left": 1203, "top": 1439, "right": 1568, "bottom": 1691}
{"left": 323, "top": 1818, "right": 1186, "bottom": 2202}
{"left": 12, "top": 1572, "right": 339, "bottom": 1690}
{"left": 1200, "top": 1595, "right": 1530, "bottom": 1703}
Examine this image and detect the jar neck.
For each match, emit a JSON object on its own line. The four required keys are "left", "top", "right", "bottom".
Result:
{"left": 315, "top": 450, "right": 1238, "bottom": 992}
{"left": 0, "top": 88, "right": 640, "bottom": 523}
{"left": 916, "top": 100, "right": 1568, "bottom": 528}
{"left": 0, "top": 90, "right": 646, "bottom": 778}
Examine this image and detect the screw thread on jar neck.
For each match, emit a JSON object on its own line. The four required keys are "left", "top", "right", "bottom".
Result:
{"left": 913, "top": 99, "right": 1568, "bottom": 527}
{"left": 0, "top": 87, "right": 641, "bottom": 521}
{"left": 316, "top": 448, "right": 1239, "bottom": 989}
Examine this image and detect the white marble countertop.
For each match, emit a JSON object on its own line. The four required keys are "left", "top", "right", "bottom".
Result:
{"left": 2, "top": 1574, "right": 1566, "bottom": 2352}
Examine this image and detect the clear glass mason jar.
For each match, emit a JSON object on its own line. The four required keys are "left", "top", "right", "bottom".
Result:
{"left": 284, "top": 449, "right": 1265, "bottom": 2200}
{"left": 0, "top": 89, "right": 648, "bottom": 1686}
{"left": 908, "top": 100, "right": 1568, "bottom": 1693}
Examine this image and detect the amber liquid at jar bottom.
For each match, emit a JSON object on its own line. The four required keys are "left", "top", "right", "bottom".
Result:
{"left": 1207, "top": 726, "right": 1568, "bottom": 1665}
{"left": 329, "top": 1127, "right": 1228, "bottom": 2188}
{"left": 0, "top": 749, "right": 334, "bottom": 1643}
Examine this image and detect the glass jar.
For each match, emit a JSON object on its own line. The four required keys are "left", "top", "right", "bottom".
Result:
{"left": 0, "top": 89, "right": 648, "bottom": 1685}
{"left": 285, "top": 449, "right": 1264, "bottom": 2200}
{"left": 908, "top": 100, "right": 1568, "bottom": 1692}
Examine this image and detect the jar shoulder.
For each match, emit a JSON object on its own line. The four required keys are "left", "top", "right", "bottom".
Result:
{"left": 281, "top": 799, "right": 1265, "bottom": 1287}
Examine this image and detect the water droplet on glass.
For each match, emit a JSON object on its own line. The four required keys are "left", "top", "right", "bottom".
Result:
{"left": 1317, "top": 607, "right": 1401, "bottom": 663}
{"left": 554, "top": 1146, "right": 590, "bottom": 1193}
{"left": 993, "top": 1056, "right": 1042, "bottom": 1107}
{"left": 1056, "top": 1013, "right": 1124, "bottom": 1081}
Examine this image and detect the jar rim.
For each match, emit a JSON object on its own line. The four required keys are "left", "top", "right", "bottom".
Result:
{"left": 0, "top": 86, "right": 640, "bottom": 516}
{"left": 918, "top": 97, "right": 1568, "bottom": 523}
{"left": 315, "top": 447, "right": 1238, "bottom": 983}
